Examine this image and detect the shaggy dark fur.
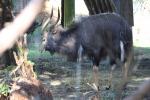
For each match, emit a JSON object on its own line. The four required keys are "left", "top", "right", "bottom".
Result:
{"left": 43, "top": 13, "right": 133, "bottom": 66}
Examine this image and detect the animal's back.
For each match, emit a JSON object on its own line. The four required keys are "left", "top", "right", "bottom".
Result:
{"left": 77, "top": 13, "right": 133, "bottom": 62}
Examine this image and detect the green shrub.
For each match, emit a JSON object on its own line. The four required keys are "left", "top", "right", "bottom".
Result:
{"left": 0, "top": 83, "right": 10, "bottom": 96}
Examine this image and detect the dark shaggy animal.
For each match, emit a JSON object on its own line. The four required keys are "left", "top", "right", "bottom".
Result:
{"left": 42, "top": 12, "right": 133, "bottom": 91}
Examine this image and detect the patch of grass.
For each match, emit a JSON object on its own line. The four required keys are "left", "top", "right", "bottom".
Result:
{"left": 3, "top": 66, "right": 14, "bottom": 72}
{"left": 134, "top": 47, "right": 150, "bottom": 54}
{"left": 28, "top": 49, "right": 51, "bottom": 60}
{"left": 0, "top": 83, "right": 9, "bottom": 96}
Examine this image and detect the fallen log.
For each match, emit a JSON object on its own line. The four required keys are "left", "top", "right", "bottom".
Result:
{"left": 124, "top": 80, "right": 150, "bottom": 100}
{"left": 10, "top": 77, "right": 53, "bottom": 100}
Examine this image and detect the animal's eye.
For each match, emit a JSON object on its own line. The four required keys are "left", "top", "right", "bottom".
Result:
{"left": 52, "top": 30, "right": 57, "bottom": 34}
{"left": 42, "top": 39, "right": 46, "bottom": 42}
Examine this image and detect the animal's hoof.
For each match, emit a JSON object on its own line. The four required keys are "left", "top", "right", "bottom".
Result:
{"left": 132, "top": 71, "right": 142, "bottom": 77}
{"left": 87, "top": 83, "right": 100, "bottom": 91}
{"left": 105, "top": 85, "right": 111, "bottom": 90}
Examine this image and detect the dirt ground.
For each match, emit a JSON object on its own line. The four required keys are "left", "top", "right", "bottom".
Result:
{"left": 0, "top": 47, "right": 150, "bottom": 100}
{"left": 30, "top": 47, "right": 150, "bottom": 100}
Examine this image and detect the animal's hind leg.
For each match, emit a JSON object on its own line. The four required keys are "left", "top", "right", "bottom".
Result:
{"left": 120, "top": 42, "right": 133, "bottom": 87}
{"left": 107, "top": 64, "right": 116, "bottom": 90}
{"left": 123, "top": 51, "right": 133, "bottom": 86}
{"left": 115, "top": 55, "right": 133, "bottom": 100}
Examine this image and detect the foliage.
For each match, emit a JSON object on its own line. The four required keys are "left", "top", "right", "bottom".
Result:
{"left": 0, "top": 82, "right": 9, "bottom": 96}
{"left": 133, "top": 0, "right": 150, "bottom": 13}
{"left": 4, "top": 66, "right": 14, "bottom": 72}
{"left": 27, "top": 26, "right": 42, "bottom": 49}
{"left": 28, "top": 50, "right": 51, "bottom": 60}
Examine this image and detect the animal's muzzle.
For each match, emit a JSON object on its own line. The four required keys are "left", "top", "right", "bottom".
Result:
{"left": 45, "top": 45, "right": 56, "bottom": 55}
{"left": 40, "top": 44, "right": 45, "bottom": 53}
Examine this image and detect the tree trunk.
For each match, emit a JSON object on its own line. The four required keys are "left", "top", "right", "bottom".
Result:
{"left": 84, "top": 0, "right": 134, "bottom": 26}
{"left": 0, "top": 0, "right": 16, "bottom": 67}
{"left": 84, "top": 0, "right": 116, "bottom": 15}
{"left": 120, "top": 0, "right": 134, "bottom": 26}
{"left": 61, "top": 0, "right": 75, "bottom": 27}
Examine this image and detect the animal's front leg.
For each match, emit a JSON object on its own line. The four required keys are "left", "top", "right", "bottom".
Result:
{"left": 93, "top": 65, "right": 99, "bottom": 91}
{"left": 88, "top": 65, "right": 100, "bottom": 100}
{"left": 87, "top": 65, "right": 100, "bottom": 91}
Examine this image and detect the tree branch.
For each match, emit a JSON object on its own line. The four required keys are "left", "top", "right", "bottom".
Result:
{"left": 0, "top": 0, "right": 45, "bottom": 55}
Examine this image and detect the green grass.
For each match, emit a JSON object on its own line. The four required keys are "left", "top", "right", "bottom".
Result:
{"left": 28, "top": 49, "right": 52, "bottom": 60}
{"left": 0, "top": 83, "right": 10, "bottom": 96}
{"left": 134, "top": 46, "right": 150, "bottom": 54}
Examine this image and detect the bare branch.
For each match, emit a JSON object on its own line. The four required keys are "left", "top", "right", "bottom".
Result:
{"left": 0, "top": 0, "right": 45, "bottom": 55}
{"left": 124, "top": 80, "right": 150, "bottom": 100}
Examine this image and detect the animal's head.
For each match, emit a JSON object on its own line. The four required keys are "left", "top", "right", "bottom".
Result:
{"left": 41, "top": 7, "right": 62, "bottom": 54}
{"left": 41, "top": 8, "right": 78, "bottom": 60}
{"left": 43, "top": 26, "right": 78, "bottom": 56}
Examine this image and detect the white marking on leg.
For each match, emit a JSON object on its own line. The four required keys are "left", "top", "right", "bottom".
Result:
{"left": 77, "top": 45, "right": 83, "bottom": 62}
{"left": 76, "top": 45, "right": 83, "bottom": 97}
{"left": 120, "top": 41, "right": 125, "bottom": 62}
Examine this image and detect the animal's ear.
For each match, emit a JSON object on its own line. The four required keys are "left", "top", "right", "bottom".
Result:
{"left": 51, "top": 29, "right": 57, "bottom": 34}
{"left": 52, "top": 25, "right": 64, "bottom": 34}
{"left": 42, "top": 31, "right": 49, "bottom": 41}
{"left": 67, "top": 22, "right": 78, "bottom": 31}
{"left": 57, "top": 25, "right": 65, "bottom": 32}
